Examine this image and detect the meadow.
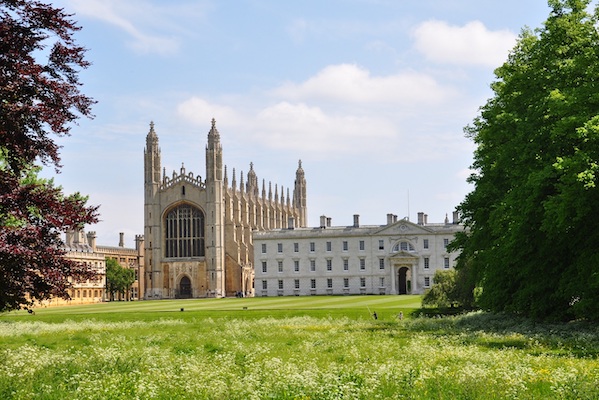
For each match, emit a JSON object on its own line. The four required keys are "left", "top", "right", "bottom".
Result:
{"left": 1, "top": 295, "right": 598, "bottom": 399}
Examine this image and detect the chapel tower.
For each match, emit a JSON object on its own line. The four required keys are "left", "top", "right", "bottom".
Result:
{"left": 144, "top": 122, "right": 163, "bottom": 298}
{"left": 205, "top": 118, "right": 226, "bottom": 296}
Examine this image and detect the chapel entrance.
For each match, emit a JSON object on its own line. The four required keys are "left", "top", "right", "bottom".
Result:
{"left": 397, "top": 267, "right": 410, "bottom": 294}
{"left": 179, "top": 276, "right": 192, "bottom": 298}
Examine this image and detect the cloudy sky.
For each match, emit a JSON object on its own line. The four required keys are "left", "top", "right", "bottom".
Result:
{"left": 46, "top": 0, "right": 556, "bottom": 247}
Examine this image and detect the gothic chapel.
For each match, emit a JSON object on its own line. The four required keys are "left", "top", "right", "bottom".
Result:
{"left": 144, "top": 119, "right": 307, "bottom": 298}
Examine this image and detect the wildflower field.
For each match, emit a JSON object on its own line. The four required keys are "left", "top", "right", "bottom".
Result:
{"left": 1, "top": 296, "right": 599, "bottom": 399}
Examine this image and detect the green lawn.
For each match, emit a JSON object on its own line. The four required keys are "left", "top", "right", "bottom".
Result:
{"left": 1, "top": 296, "right": 599, "bottom": 399}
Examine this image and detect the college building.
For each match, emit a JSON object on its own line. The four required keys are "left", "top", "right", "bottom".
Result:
{"left": 143, "top": 119, "right": 307, "bottom": 299}
{"left": 253, "top": 212, "right": 462, "bottom": 296}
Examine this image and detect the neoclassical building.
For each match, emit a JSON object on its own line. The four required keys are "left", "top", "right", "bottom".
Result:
{"left": 254, "top": 212, "right": 462, "bottom": 296}
{"left": 144, "top": 119, "right": 307, "bottom": 299}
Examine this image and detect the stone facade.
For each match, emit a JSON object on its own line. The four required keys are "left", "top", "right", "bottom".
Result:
{"left": 254, "top": 212, "right": 462, "bottom": 296}
{"left": 42, "top": 230, "right": 144, "bottom": 306}
{"left": 144, "top": 119, "right": 307, "bottom": 299}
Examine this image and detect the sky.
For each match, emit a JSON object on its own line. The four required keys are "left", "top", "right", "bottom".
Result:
{"left": 44, "top": 0, "right": 556, "bottom": 247}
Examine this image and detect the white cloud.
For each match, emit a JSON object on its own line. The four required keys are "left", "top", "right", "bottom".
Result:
{"left": 273, "top": 63, "right": 456, "bottom": 106}
{"left": 412, "top": 20, "right": 517, "bottom": 67}
{"left": 254, "top": 102, "right": 396, "bottom": 154}
{"left": 177, "top": 97, "right": 239, "bottom": 127}
{"left": 66, "top": 0, "right": 196, "bottom": 55}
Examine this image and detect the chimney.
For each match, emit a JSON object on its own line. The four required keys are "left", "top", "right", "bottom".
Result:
{"left": 353, "top": 214, "right": 360, "bottom": 228}
{"left": 387, "top": 213, "right": 394, "bottom": 225}
{"left": 86, "top": 231, "right": 97, "bottom": 251}
{"left": 453, "top": 211, "right": 459, "bottom": 224}
{"left": 288, "top": 216, "right": 295, "bottom": 230}
{"left": 320, "top": 215, "right": 327, "bottom": 229}
{"left": 326, "top": 217, "right": 332, "bottom": 227}
{"left": 424, "top": 214, "right": 428, "bottom": 225}
{"left": 417, "top": 212, "right": 424, "bottom": 225}
{"left": 119, "top": 232, "right": 125, "bottom": 247}
{"left": 393, "top": 214, "right": 398, "bottom": 223}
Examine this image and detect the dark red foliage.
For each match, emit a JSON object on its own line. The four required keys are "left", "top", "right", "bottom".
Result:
{"left": 0, "top": 0, "right": 98, "bottom": 312}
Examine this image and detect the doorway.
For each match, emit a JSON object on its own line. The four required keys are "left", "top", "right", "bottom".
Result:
{"left": 179, "top": 276, "right": 192, "bottom": 298}
{"left": 397, "top": 267, "right": 410, "bottom": 294}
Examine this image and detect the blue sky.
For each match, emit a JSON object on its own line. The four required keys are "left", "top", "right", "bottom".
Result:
{"left": 46, "top": 0, "right": 556, "bottom": 247}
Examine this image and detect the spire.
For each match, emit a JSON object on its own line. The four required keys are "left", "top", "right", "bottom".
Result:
{"left": 274, "top": 184, "right": 279, "bottom": 202}
{"left": 207, "top": 118, "right": 220, "bottom": 144}
{"left": 247, "top": 162, "right": 259, "bottom": 197}
{"left": 262, "top": 179, "right": 266, "bottom": 199}
{"left": 223, "top": 165, "right": 228, "bottom": 186}
{"left": 232, "top": 167, "right": 237, "bottom": 192}
{"left": 146, "top": 121, "right": 159, "bottom": 147}
{"left": 268, "top": 181, "right": 272, "bottom": 200}
{"left": 287, "top": 188, "right": 290, "bottom": 206}
{"left": 240, "top": 170, "right": 245, "bottom": 193}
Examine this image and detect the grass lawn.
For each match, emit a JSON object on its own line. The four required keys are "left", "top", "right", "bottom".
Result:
{"left": 1, "top": 295, "right": 599, "bottom": 399}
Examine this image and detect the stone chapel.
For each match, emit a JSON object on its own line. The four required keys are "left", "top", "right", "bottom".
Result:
{"left": 144, "top": 119, "right": 307, "bottom": 298}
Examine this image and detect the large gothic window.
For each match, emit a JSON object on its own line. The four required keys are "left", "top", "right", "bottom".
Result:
{"left": 165, "top": 204, "right": 205, "bottom": 258}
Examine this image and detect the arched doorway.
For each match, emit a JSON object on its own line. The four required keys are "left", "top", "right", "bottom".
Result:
{"left": 397, "top": 267, "right": 410, "bottom": 294}
{"left": 179, "top": 276, "right": 192, "bottom": 298}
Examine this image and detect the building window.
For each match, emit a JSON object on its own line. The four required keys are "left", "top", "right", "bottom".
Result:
{"left": 360, "top": 258, "right": 365, "bottom": 270}
{"left": 359, "top": 240, "right": 365, "bottom": 251}
{"left": 262, "top": 280, "right": 267, "bottom": 290}
{"left": 278, "top": 260, "right": 283, "bottom": 272}
{"left": 424, "top": 276, "right": 430, "bottom": 287}
{"left": 310, "top": 259, "right": 316, "bottom": 272}
{"left": 343, "top": 259, "right": 349, "bottom": 271}
{"left": 378, "top": 240, "right": 384, "bottom": 250}
{"left": 342, "top": 241, "right": 348, "bottom": 251}
{"left": 393, "top": 241, "right": 415, "bottom": 252}
{"left": 261, "top": 243, "right": 267, "bottom": 253}
{"left": 444, "top": 238, "right": 449, "bottom": 248}
{"left": 423, "top": 239, "right": 429, "bottom": 249}
{"left": 326, "top": 259, "right": 332, "bottom": 271}
{"left": 278, "top": 280, "right": 284, "bottom": 290}
{"left": 294, "top": 260, "right": 300, "bottom": 272}
{"left": 310, "top": 242, "right": 315, "bottom": 252}
{"left": 164, "top": 204, "right": 205, "bottom": 258}
{"left": 379, "top": 258, "right": 385, "bottom": 269}
{"left": 344, "top": 278, "right": 349, "bottom": 288}
{"left": 424, "top": 257, "right": 429, "bottom": 269}
{"left": 311, "top": 279, "right": 316, "bottom": 289}
{"left": 379, "top": 277, "right": 385, "bottom": 287}
{"left": 294, "top": 243, "right": 299, "bottom": 253}
{"left": 327, "top": 278, "right": 333, "bottom": 289}
{"left": 262, "top": 261, "right": 267, "bottom": 273}
{"left": 444, "top": 257, "right": 450, "bottom": 269}
{"left": 360, "top": 277, "right": 366, "bottom": 288}
{"left": 277, "top": 243, "right": 283, "bottom": 253}
{"left": 294, "top": 279, "right": 300, "bottom": 289}
{"left": 326, "top": 241, "right": 332, "bottom": 252}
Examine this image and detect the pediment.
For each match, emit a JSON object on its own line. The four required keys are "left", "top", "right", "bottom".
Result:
{"left": 374, "top": 219, "right": 433, "bottom": 235}
{"left": 389, "top": 251, "right": 419, "bottom": 263}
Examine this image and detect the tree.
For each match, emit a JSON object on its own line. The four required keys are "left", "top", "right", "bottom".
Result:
{"left": 0, "top": 0, "right": 98, "bottom": 312}
{"left": 105, "top": 258, "right": 135, "bottom": 301}
{"left": 454, "top": 0, "right": 599, "bottom": 320}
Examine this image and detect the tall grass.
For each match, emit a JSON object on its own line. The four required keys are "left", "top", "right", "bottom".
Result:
{"left": 1, "top": 298, "right": 598, "bottom": 399}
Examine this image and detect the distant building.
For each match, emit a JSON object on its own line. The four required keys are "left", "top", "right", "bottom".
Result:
{"left": 143, "top": 119, "right": 307, "bottom": 299}
{"left": 41, "top": 230, "right": 144, "bottom": 306}
{"left": 253, "top": 212, "right": 462, "bottom": 296}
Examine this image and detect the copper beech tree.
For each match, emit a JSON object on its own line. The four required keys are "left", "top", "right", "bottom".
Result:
{"left": 0, "top": 0, "right": 98, "bottom": 312}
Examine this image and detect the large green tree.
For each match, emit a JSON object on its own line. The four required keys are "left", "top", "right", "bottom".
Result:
{"left": 0, "top": 0, "right": 98, "bottom": 312}
{"left": 453, "top": 0, "right": 599, "bottom": 320}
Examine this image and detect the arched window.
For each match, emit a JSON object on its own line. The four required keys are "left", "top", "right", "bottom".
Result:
{"left": 165, "top": 204, "right": 205, "bottom": 258}
{"left": 392, "top": 241, "right": 415, "bottom": 253}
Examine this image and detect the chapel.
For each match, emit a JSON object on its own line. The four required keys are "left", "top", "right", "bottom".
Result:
{"left": 144, "top": 119, "right": 307, "bottom": 298}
